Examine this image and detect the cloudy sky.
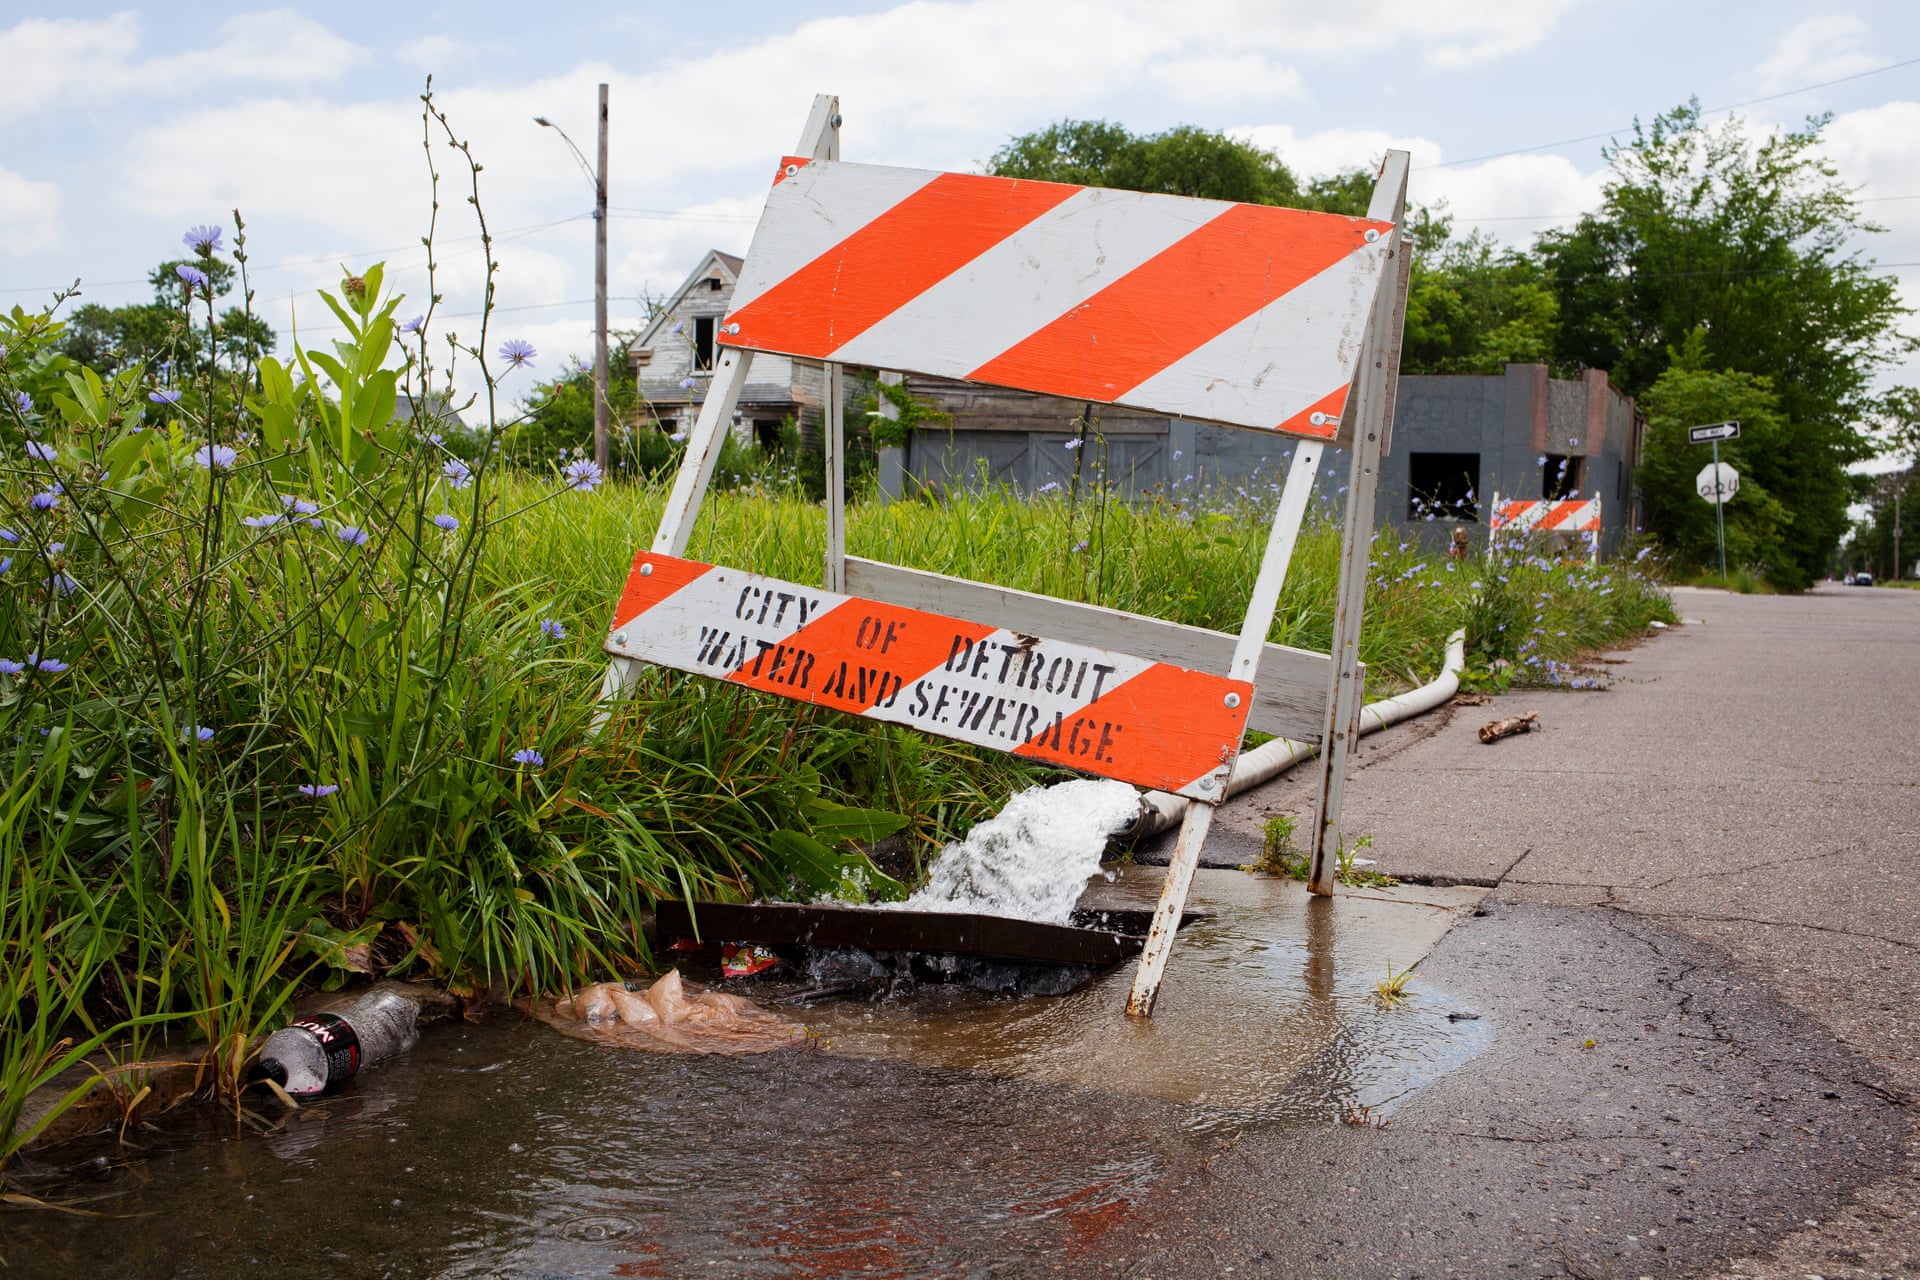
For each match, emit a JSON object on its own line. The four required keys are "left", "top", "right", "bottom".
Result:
{"left": 3, "top": 1, "right": 1917, "bottom": 400}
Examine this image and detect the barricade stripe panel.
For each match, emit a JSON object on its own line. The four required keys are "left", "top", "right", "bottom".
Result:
{"left": 724, "top": 170, "right": 1080, "bottom": 359}
{"left": 726, "top": 161, "right": 941, "bottom": 315}
{"left": 826, "top": 186, "right": 1220, "bottom": 375}
{"left": 1275, "top": 386, "right": 1350, "bottom": 439}
{"left": 966, "top": 203, "right": 1382, "bottom": 404}
{"left": 1120, "top": 258, "right": 1375, "bottom": 434}
{"left": 715, "top": 160, "right": 1394, "bottom": 437}
{"left": 1012, "top": 660, "right": 1241, "bottom": 795}
{"left": 1491, "top": 499, "right": 1600, "bottom": 533}
{"left": 606, "top": 553, "right": 1250, "bottom": 798}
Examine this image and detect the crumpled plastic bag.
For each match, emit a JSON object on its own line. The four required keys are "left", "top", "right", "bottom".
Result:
{"left": 539, "top": 969, "right": 807, "bottom": 1055}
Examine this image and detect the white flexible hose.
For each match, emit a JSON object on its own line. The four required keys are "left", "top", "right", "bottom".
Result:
{"left": 1127, "top": 628, "right": 1468, "bottom": 840}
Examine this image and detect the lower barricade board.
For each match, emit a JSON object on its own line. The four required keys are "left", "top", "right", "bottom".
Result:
{"left": 605, "top": 552, "right": 1253, "bottom": 799}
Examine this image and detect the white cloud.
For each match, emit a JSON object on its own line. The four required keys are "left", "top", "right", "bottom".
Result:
{"left": 0, "top": 164, "right": 60, "bottom": 251}
{"left": 1819, "top": 100, "right": 1920, "bottom": 392}
{"left": 0, "top": 10, "right": 364, "bottom": 120}
{"left": 0, "top": 13, "right": 140, "bottom": 117}
{"left": 1414, "top": 0, "right": 1582, "bottom": 69}
{"left": 1234, "top": 121, "right": 1603, "bottom": 243}
{"left": 1756, "top": 15, "right": 1880, "bottom": 92}
{"left": 397, "top": 35, "right": 475, "bottom": 72}
{"left": 1146, "top": 52, "right": 1304, "bottom": 108}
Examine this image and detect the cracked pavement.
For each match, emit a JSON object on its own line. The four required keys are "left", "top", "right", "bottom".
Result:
{"left": 1174, "top": 581, "right": 1920, "bottom": 1279}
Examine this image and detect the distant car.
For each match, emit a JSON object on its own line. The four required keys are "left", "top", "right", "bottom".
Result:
{"left": 1852, "top": 572, "right": 1874, "bottom": 586}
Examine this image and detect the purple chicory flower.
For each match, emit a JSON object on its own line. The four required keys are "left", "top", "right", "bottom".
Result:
{"left": 280, "top": 495, "right": 320, "bottom": 515}
{"left": 539, "top": 618, "right": 565, "bottom": 639}
{"left": 176, "top": 264, "right": 210, "bottom": 289}
{"left": 441, "top": 458, "right": 472, "bottom": 489}
{"left": 400, "top": 315, "right": 425, "bottom": 334}
{"left": 0, "top": 659, "right": 21, "bottom": 675}
{"left": 335, "top": 524, "right": 371, "bottom": 547}
{"left": 27, "top": 654, "right": 68, "bottom": 674}
{"left": 678, "top": 377, "right": 697, "bottom": 389}
{"left": 29, "top": 492, "right": 59, "bottom": 511}
{"left": 563, "top": 458, "right": 603, "bottom": 491}
{"left": 13, "top": 391, "right": 30, "bottom": 413}
{"left": 511, "top": 748, "right": 544, "bottom": 767}
{"left": 1063, "top": 438, "right": 1082, "bottom": 451}
{"left": 297, "top": 783, "right": 341, "bottom": 797}
{"left": 25, "top": 440, "right": 55, "bottom": 462}
{"left": 1072, "top": 539, "right": 1089, "bottom": 553}
{"left": 150, "top": 389, "right": 182, "bottom": 406}
{"left": 47, "top": 572, "right": 78, "bottom": 596}
{"left": 497, "top": 338, "right": 536, "bottom": 368}
{"left": 432, "top": 513, "right": 459, "bottom": 531}
{"left": 0, "top": 557, "right": 11, "bottom": 575}
{"left": 0, "top": 528, "right": 15, "bottom": 543}
{"left": 193, "top": 443, "right": 239, "bottom": 470}
{"left": 242, "top": 513, "right": 284, "bottom": 529}
{"left": 182, "top": 225, "right": 224, "bottom": 254}
{"left": 193, "top": 725, "right": 215, "bottom": 742}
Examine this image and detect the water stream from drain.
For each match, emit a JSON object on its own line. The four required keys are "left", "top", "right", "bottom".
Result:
{"left": 896, "top": 779, "right": 1139, "bottom": 923}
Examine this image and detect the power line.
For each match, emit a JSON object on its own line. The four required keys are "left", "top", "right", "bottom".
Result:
{"left": 1426, "top": 53, "right": 1920, "bottom": 170}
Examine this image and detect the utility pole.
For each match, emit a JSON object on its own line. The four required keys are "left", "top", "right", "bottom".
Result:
{"left": 535, "top": 86, "right": 611, "bottom": 475}
{"left": 594, "top": 82, "right": 609, "bottom": 476}
{"left": 1896, "top": 488, "right": 1903, "bottom": 581}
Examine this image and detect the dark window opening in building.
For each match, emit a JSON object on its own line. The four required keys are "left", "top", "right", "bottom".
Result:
{"left": 694, "top": 316, "right": 716, "bottom": 371}
{"left": 704, "top": 276, "right": 723, "bottom": 291}
{"left": 1407, "top": 452, "right": 1481, "bottom": 521}
{"left": 754, "top": 419, "right": 784, "bottom": 450}
{"left": 1543, "top": 453, "right": 1584, "bottom": 499}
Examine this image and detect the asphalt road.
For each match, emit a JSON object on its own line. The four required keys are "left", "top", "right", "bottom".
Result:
{"left": 1165, "top": 581, "right": 1920, "bottom": 1279}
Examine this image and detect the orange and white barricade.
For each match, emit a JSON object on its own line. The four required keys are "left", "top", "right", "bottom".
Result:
{"left": 598, "top": 95, "right": 1412, "bottom": 1016}
{"left": 1489, "top": 495, "right": 1603, "bottom": 563}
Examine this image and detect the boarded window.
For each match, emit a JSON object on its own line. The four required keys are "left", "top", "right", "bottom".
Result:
{"left": 1407, "top": 452, "right": 1480, "bottom": 521}
{"left": 1543, "top": 453, "right": 1584, "bottom": 499}
{"left": 694, "top": 316, "right": 716, "bottom": 371}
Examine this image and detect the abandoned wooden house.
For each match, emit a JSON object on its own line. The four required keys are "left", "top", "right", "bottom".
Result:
{"left": 627, "top": 248, "right": 826, "bottom": 447}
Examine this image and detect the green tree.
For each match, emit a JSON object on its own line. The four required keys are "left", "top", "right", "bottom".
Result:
{"left": 1402, "top": 211, "right": 1561, "bottom": 374}
{"left": 989, "top": 119, "right": 1373, "bottom": 213}
{"left": 1537, "top": 103, "right": 1912, "bottom": 585}
{"left": 502, "top": 330, "right": 681, "bottom": 478}
{"left": 1638, "top": 332, "right": 1799, "bottom": 585}
{"left": 59, "top": 253, "right": 273, "bottom": 379}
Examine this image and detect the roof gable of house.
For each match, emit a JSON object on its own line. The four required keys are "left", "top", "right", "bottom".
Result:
{"left": 635, "top": 249, "right": 744, "bottom": 350}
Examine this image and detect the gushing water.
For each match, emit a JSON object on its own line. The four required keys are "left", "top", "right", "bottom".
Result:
{"left": 898, "top": 779, "right": 1141, "bottom": 924}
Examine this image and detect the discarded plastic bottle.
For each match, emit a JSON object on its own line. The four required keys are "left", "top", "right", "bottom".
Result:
{"left": 255, "top": 986, "right": 422, "bottom": 1097}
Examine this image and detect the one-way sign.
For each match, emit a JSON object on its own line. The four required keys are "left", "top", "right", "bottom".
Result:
{"left": 1689, "top": 421, "right": 1741, "bottom": 444}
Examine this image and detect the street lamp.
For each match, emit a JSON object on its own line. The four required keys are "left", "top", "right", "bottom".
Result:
{"left": 535, "top": 83, "right": 609, "bottom": 475}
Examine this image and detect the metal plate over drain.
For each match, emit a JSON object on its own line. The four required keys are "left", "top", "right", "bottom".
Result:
{"left": 655, "top": 900, "right": 1208, "bottom": 969}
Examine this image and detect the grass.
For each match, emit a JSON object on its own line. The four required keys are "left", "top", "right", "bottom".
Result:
{"left": 1374, "top": 959, "right": 1418, "bottom": 1008}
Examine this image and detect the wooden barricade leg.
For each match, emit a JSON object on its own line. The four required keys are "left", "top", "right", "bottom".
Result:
{"left": 1126, "top": 439, "right": 1325, "bottom": 1017}
{"left": 1308, "top": 152, "right": 1411, "bottom": 896}
{"left": 597, "top": 346, "right": 758, "bottom": 705}
{"left": 824, "top": 361, "right": 847, "bottom": 591}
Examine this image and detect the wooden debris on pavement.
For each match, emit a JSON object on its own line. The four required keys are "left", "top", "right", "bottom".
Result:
{"left": 1478, "top": 711, "right": 1540, "bottom": 744}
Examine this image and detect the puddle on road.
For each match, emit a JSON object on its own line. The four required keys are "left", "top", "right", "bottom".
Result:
{"left": 798, "top": 866, "right": 1490, "bottom": 1121}
{"left": 7, "top": 868, "right": 1489, "bottom": 1279}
